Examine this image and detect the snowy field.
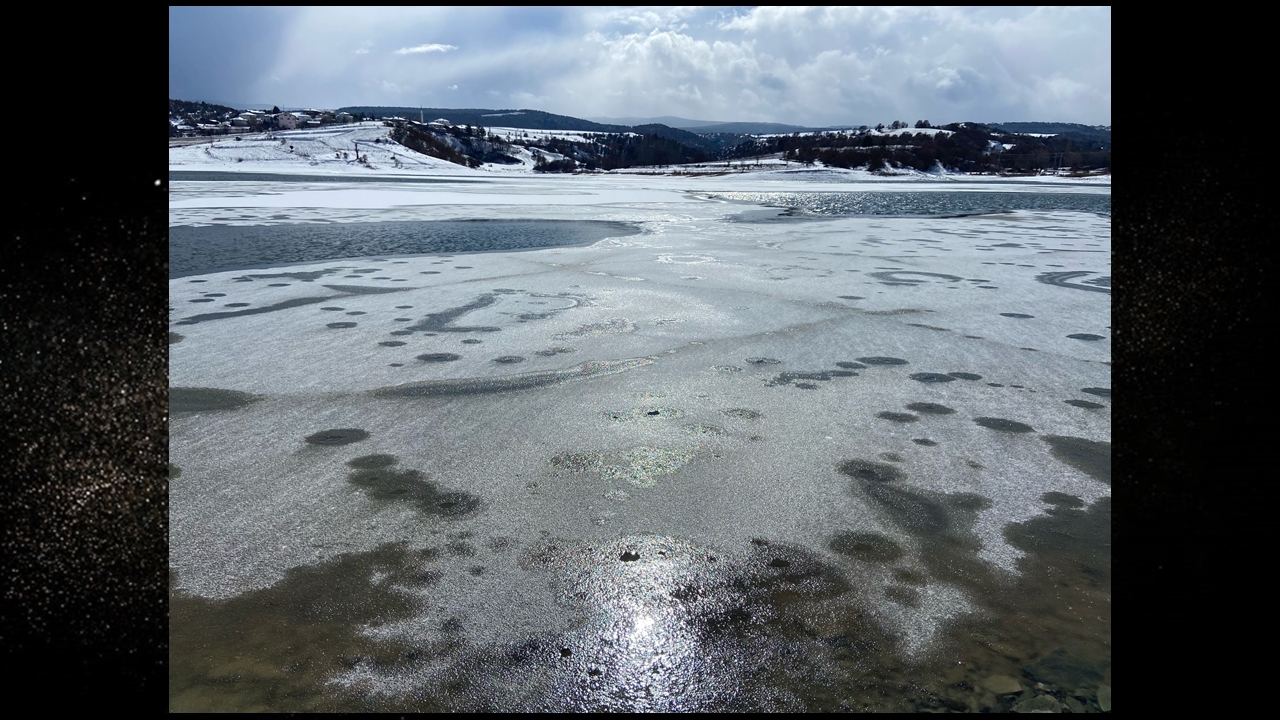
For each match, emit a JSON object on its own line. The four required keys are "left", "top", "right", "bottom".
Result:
{"left": 169, "top": 131, "right": 1110, "bottom": 711}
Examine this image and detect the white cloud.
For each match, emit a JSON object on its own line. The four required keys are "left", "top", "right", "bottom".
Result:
{"left": 206, "top": 6, "right": 1106, "bottom": 125}
{"left": 394, "top": 43, "right": 457, "bottom": 55}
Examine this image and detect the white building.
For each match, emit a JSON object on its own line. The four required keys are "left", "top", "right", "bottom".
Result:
{"left": 275, "top": 112, "right": 300, "bottom": 130}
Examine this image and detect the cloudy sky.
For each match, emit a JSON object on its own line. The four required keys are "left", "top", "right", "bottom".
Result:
{"left": 169, "top": 6, "right": 1110, "bottom": 127}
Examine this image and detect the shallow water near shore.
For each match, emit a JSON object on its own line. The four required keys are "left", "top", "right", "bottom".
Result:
{"left": 169, "top": 178, "right": 1109, "bottom": 711}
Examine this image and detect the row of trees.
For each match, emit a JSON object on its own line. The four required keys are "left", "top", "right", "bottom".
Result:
{"left": 384, "top": 116, "right": 1110, "bottom": 174}
{"left": 742, "top": 122, "right": 1110, "bottom": 173}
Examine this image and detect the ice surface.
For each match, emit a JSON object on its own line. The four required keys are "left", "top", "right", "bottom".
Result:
{"left": 169, "top": 161, "right": 1109, "bottom": 706}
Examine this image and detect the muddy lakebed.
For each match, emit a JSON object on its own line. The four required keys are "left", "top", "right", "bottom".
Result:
{"left": 169, "top": 180, "right": 1110, "bottom": 712}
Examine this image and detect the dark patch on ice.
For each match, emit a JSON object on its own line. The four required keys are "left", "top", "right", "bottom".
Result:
{"left": 909, "top": 373, "right": 955, "bottom": 383}
{"left": 320, "top": 284, "right": 411, "bottom": 295}
{"left": 1035, "top": 271, "right": 1112, "bottom": 294}
{"left": 912, "top": 438, "right": 938, "bottom": 446}
{"left": 1064, "top": 399, "right": 1106, "bottom": 409}
{"left": 685, "top": 423, "right": 727, "bottom": 436}
{"left": 203, "top": 293, "right": 226, "bottom": 297}
{"left": 1000, "top": 313, "right": 1034, "bottom": 318}
{"left": 533, "top": 347, "right": 574, "bottom": 356}
{"left": 906, "top": 323, "right": 950, "bottom": 332}
{"left": 714, "top": 365, "right": 743, "bottom": 373}
{"left": 462, "top": 339, "right": 483, "bottom": 344}
{"left": 493, "top": 356, "right": 525, "bottom": 364}
{"left": 893, "top": 568, "right": 928, "bottom": 586}
{"left": 862, "top": 482, "right": 953, "bottom": 538}
{"left": 973, "top": 417, "right": 1035, "bottom": 433}
{"left": 606, "top": 407, "right": 679, "bottom": 421}
{"left": 326, "top": 322, "right": 357, "bottom": 329}
{"left": 947, "top": 493, "right": 992, "bottom": 511}
{"left": 1042, "top": 492, "right": 1085, "bottom": 509}
{"left": 549, "top": 452, "right": 596, "bottom": 473}
{"left": 304, "top": 428, "right": 369, "bottom": 446}
{"left": 446, "top": 541, "right": 476, "bottom": 557}
{"left": 235, "top": 270, "right": 340, "bottom": 283}
{"left": 344, "top": 311, "right": 366, "bottom": 316}
{"left": 224, "top": 302, "right": 249, "bottom": 308}
{"left": 395, "top": 305, "right": 413, "bottom": 309}
{"left": 348, "top": 461, "right": 480, "bottom": 517}
{"left": 766, "top": 370, "right": 844, "bottom": 387}
{"left": 835, "top": 361, "right": 867, "bottom": 369}
{"left": 906, "top": 402, "right": 955, "bottom": 415}
{"left": 857, "top": 356, "right": 908, "bottom": 366}
{"left": 619, "top": 551, "right": 640, "bottom": 562}
{"left": 170, "top": 387, "right": 260, "bottom": 414}
{"left": 169, "top": 464, "right": 182, "bottom": 480}
{"left": 417, "top": 353, "right": 462, "bottom": 363}
{"left": 721, "top": 408, "right": 763, "bottom": 420}
{"left": 169, "top": 332, "right": 184, "bottom": 345}
{"left": 379, "top": 341, "right": 407, "bottom": 347}
{"left": 267, "top": 283, "right": 290, "bottom": 287}
{"left": 321, "top": 307, "right": 344, "bottom": 311}
{"left": 745, "top": 357, "right": 783, "bottom": 365}
{"left": 877, "top": 411, "right": 919, "bottom": 423}
{"left": 189, "top": 298, "right": 215, "bottom": 303}
{"left": 838, "top": 459, "right": 905, "bottom": 484}
{"left": 948, "top": 372, "right": 983, "bottom": 381}
{"left": 1067, "top": 333, "right": 1105, "bottom": 341}
{"left": 405, "top": 294, "right": 502, "bottom": 334}
{"left": 1081, "top": 387, "right": 1111, "bottom": 398}
{"left": 175, "top": 295, "right": 339, "bottom": 325}
{"left": 829, "top": 532, "right": 905, "bottom": 563}
{"left": 372, "top": 357, "right": 656, "bottom": 398}
{"left": 869, "top": 271, "right": 964, "bottom": 284}
{"left": 347, "top": 454, "right": 398, "bottom": 469}
{"left": 1042, "top": 436, "right": 1111, "bottom": 485}
{"left": 885, "top": 585, "right": 922, "bottom": 607}
{"left": 837, "top": 295, "right": 865, "bottom": 300}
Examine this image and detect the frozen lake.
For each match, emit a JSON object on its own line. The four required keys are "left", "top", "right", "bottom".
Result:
{"left": 169, "top": 170, "right": 1110, "bottom": 712}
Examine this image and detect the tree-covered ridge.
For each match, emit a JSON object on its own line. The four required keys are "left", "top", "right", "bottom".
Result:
{"left": 339, "top": 107, "right": 630, "bottom": 133}
{"left": 169, "top": 99, "right": 241, "bottom": 117}
{"left": 727, "top": 122, "right": 1110, "bottom": 173}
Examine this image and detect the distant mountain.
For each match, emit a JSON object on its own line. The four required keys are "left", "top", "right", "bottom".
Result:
{"left": 338, "top": 107, "right": 629, "bottom": 133}
{"left": 688, "top": 121, "right": 812, "bottom": 135}
{"left": 587, "top": 115, "right": 728, "bottom": 129}
{"left": 627, "top": 124, "right": 730, "bottom": 154}
{"left": 989, "top": 122, "right": 1111, "bottom": 140}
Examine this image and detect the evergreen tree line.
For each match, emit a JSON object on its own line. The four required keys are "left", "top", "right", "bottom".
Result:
{"left": 730, "top": 122, "right": 1110, "bottom": 172}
